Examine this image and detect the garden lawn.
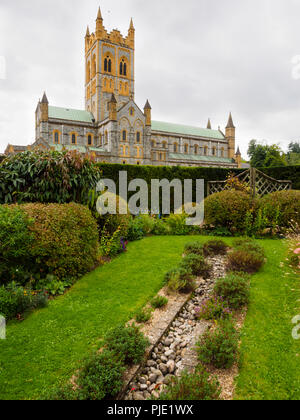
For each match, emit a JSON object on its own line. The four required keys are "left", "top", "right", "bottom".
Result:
{"left": 0, "top": 236, "right": 200, "bottom": 400}
{"left": 235, "top": 239, "right": 300, "bottom": 400}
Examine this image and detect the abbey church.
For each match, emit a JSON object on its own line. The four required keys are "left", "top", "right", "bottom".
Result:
{"left": 5, "top": 7, "right": 241, "bottom": 168}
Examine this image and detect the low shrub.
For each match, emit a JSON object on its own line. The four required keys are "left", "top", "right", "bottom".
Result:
{"left": 105, "top": 324, "right": 149, "bottom": 365}
{"left": 152, "top": 218, "right": 171, "bottom": 236}
{"left": 151, "top": 295, "right": 168, "bottom": 309}
{"left": 184, "top": 242, "right": 204, "bottom": 256}
{"left": 214, "top": 273, "right": 250, "bottom": 310}
{"left": 204, "top": 190, "right": 255, "bottom": 232}
{"left": 100, "top": 227, "right": 126, "bottom": 257}
{"left": 233, "top": 238, "right": 265, "bottom": 258}
{"left": 259, "top": 190, "right": 300, "bottom": 228}
{"left": 0, "top": 283, "right": 48, "bottom": 319}
{"left": 180, "top": 254, "right": 212, "bottom": 279}
{"left": 155, "top": 365, "right": 221, "bottom": 400}
{"left": 165, "top": 267, "right": 196, "bottom": 293}
{"left": 135, "top": 308, "right": 152, "bottom": 324}
{"left": 35, "top": 275, "right": 73, "bottom": 296}
{"left": 203, "top": 240, "right": 228, "bottom": 257}
{"left": 227, "top": 249, "right": 265, "bottom": 274}
{"left": 76, "top": 350, "right": 125, "bottom": 400}
{"left": 197, "top": 320, "right": 239, "bottom": 369}
{"left": 195, "top": 296, "right": 232, "bottom": 320}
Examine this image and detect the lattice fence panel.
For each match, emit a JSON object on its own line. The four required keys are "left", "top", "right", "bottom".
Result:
{"left": 208, "top": 168, "right": 292, "bottom": 197}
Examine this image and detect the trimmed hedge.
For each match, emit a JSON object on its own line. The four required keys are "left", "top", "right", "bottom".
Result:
{"left": 0, "top": 203, "right": 99, "bottom": 285}
{"left": 259, "top": 190, "right": 300, "bottom": 227}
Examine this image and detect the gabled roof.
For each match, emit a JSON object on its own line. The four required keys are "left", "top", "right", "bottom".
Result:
{"left": 48, "top": 106, "right": 95, "bottom": 123}
{"left": 151, "top": 121, "right": 226, "bottom": 140}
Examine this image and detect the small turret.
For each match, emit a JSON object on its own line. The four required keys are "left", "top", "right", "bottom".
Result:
{"left": 96, "top": 7, "right": 104, "bottom": 39}
{"left": 235, "top": 146, "right": 242, "bottom": 168}
{"left": 127, "top": 18, "right": 135, "bottom": 49}
{"left": 225, "top": 112, "right": 236, "bottom": 159}
{"left": 144, "top": 100, "right": 151, "bottom": 126}
{"left": 40, "top": 92, "right": 49, "bottom": 122}
{"left": 207, "top": 118, "right": 212, "bottom": 129}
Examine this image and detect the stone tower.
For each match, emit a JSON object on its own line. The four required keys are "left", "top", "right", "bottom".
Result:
{"left": 85, "top": 7, "right": 135, "bottom": 122}
{"left": 225, "top": 112, "right": 236, "bottom": 159}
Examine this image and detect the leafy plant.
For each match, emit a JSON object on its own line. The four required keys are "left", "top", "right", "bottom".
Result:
{"left": 197, "top": 320, "right": 239, "bottom": 369}
{"left": 154, "top": 365, "right": 221, "bottom": 400}
{"left": 105, "top": 324, "right": 149, "bottom": 365}
{"left": 0, "top": 283, "right": 48, "bottom": 319}
{"left": 0, "top": 149, "right": 101, "bottom": 205}
{"left": 180, "top": 254, "right": 212, "bottom": 279}
{"left": 150, "top": 295, "right": 168, "bottom": 309}
{"left": 214, "top": 273, "right": 250, "bottom": 310}
{"left": 259, "top": 190, "right": 300, "bottom": 228}
{"left": 165, "top": 267, "right": 196, "bottom": 293}
{"left": 195, "top": 296, "right": 232, "bottom": 320}
{"left": 135, "top": 308, "right": 152, "bottom": 323}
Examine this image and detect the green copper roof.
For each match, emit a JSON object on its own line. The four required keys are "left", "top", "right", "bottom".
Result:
{"left": 49, "top": 106, "right": 95, "bottom": 123}
{"left": 169, "top": 153, "right": 233, "bottom": 164}
{"left": 152, "top": 121, "right": 225, "bottom": 140}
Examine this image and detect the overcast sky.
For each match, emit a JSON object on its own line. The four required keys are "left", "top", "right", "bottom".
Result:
{"left": 0, "top": 0, "right": 299, "bottom": 157}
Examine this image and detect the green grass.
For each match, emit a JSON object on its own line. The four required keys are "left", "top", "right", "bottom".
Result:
{"left": 1, "top": 236, "right": 299, "bottom": 400}
{"left": 235, "top": 239, "right": 300, "bottom": 400}
{"left": 0, "top": 236, "right": 200, "bottom": 400}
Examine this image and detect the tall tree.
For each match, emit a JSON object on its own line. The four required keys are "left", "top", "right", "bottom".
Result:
{"left": 248, "top": 140, "right": 287, "bottom": 168}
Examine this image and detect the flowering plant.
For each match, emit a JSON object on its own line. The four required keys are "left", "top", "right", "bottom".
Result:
{"left": 195, "top": 295, "right": 232, "bottom": 321}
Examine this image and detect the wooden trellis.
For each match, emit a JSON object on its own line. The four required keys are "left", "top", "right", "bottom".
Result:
{"left": 207, "top": 168, "right": 292, "bottom": 198}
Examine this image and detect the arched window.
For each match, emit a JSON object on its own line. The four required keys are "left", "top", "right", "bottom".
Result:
{"left": 122, "top": 130, "right": 127, "bottom": 142}
{"left": 108, "top": 59, "right": 112, "bottom": 73}
{"left": 212, "top": 147, "right": 216, "bottom": 156}
{"left": 136, "top": 132, "right": 141, "bottom": 143}
{"left": 152, "top": 140, "right": 156, "bottom": 148}
{"left": 105, "top": 131, "right": 108, "bottom": 144}
{"left": 184, "top": 144, "right": 189, "bottom": 154}
{"left": 54, "top": 132, "right": 59, "bottom": 144}
{"left": 99, "top": 134, "right": 102, "bottom": 146}
{"left": 174, "top": 143, "right": 178, "bottom": 153}
{"left": 137, "top": 161, "right": 140, "bottom": 165}
{"left": 87, "top": 135, "right": 92, "bottom": 146}
{"left": 204, "top": 146, "right": 208, "bottom": 156}
{"left": 221, "top": 147, "right": 224, "bottom": 158}
{"left": 92, "top": 55, "right": 96, "bottom": 78}
{"left": 162, "top": 141, "right": 167, "bottom": 149}
{"left": 120, "top": 62, "right": 123, "bottom": 75}
{"left": 71, "top": 133, "right": 77, "bottom": 145}
{"left": 86, "top": 62, "right": 91, "bottom": 83}
{"left": 124, "top": 63, "right": 127, "bottom": 76}
{"left": 104, "top": 58, "right": 108, "bottom": 72}
{"left": 194, "top": 145, "right": 198, "bottom": 154}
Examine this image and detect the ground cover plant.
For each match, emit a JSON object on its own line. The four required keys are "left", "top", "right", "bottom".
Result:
{"left": 150, "top": 295, "right": 168, "bottom": 309}
{"left": 180, "top": 254, "right": 212, "bottom": 278}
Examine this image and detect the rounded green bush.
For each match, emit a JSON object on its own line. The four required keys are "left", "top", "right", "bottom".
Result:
{"left": 259, "top": 190, "right": 300, "bottom": 228}
{"left": 214, "top": 273, "right": 250, "bottom": 309}
{"left": 180, "top": 254, "right": 212, "bottom": 279}
{"left": 204, "top": 190, "right": 255, "bottom": 232}
{"left": 105, "top": 324, "right": 149, "bottom": 365}
{"left": 76, "top": 350, "right": 125, "bottom": 400}
{"left": 197, "top": 320, "right": 239, "bottom": 369}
